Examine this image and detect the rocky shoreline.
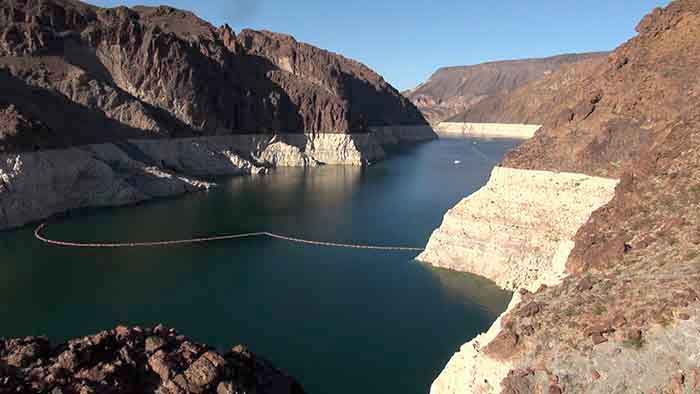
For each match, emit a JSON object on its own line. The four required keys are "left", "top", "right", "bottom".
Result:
{"left": 418, "top": 167, "right": 618, "bottom": 291}
{"left": 418, "top": 166, "right": 619, "bottom": 393}
{"left": 0, "top": 325, "right": 304, "bottom": 394}
{"left": 433, "top": 123, "right": 541, "bottom": 140}
{"left": 0, "top": 127, "right": 435, "bottom": 231}
{"left": 420, "top": 1, "right": 700, "bottom": 391}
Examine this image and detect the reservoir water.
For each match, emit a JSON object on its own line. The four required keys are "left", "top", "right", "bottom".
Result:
{"left": 0, "top": 137, "right": 518, "bottom": 394}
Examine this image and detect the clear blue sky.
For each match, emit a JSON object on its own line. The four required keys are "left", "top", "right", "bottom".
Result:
{"left": 90, "top": 0, "right": 671, "bottom": 91}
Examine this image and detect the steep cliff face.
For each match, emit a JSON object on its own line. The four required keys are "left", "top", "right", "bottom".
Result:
{"left": 418, "top": 167, "right": 618, "bottom": 291}
{"left": 237, "top": 29, "right": 426, "bottom": 130}
{"left": 0, "top": 0, "right": 430, "bottom": 153}
{"left": 0, "top": 132, "right": 390, "bottom": 230}
{"left": 424, "top": 1, "right": 700, "bottom": 393}
{"left": 405, "top": 53, "right": 606, "bottom": 123}
{"left": 0, "top": 0, "right": 435, "bottom": 229}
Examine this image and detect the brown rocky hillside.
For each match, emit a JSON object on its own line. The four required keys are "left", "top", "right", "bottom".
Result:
{"left": 479, "top": 1, "right": 700, "bottom": 392}
{"left": 0, "top": 325, "right": 305, "bottom": 394}
{"left": 0, "top": 0, "right": 426, "bottom": 153}
{"left": 404, "top": 52, "right": 606, "bottom": 123}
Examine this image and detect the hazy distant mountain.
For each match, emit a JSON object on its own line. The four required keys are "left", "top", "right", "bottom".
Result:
{"left": 404, "top": 52, "right": 607, "bottom": 123}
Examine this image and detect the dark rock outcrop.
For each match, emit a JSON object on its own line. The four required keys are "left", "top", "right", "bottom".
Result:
{"left": 404, "top": 52, "right": 606, "bottom": 123}
{"left": 0, "top": 325, "right": 304, "bottom": 394}
{"left": 0, "top": 0, "right": 428, "bottom": 153}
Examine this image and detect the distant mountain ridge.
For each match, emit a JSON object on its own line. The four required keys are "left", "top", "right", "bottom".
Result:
{"left": 404, "top": 52, "right": 607, "bottom": 123}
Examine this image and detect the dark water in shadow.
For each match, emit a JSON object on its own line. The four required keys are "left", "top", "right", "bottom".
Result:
{"left": 0, "top": 137, "right": 518, "bottom": 394}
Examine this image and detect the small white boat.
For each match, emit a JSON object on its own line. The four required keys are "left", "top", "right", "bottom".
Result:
{"left": 454, "top": 160, "right": 461, "bottom": 164}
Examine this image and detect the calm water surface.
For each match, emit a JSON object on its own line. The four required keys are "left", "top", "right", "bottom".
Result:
{"left": 0, "top": 137, "right": 518, "bottom": 394}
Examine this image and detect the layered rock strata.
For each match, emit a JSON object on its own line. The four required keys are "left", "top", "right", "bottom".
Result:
{"left": 0, "top": 131, "right": 429, "bottom": 230}
{"left": 0, "top": 0, "right": 436, "bottom": 232}
{"left": 418, "top": 167, "right": 619, "bottom": 291}
{"left": 433, "top": 123, "right": 541, "bottom": 140}
{"left": 423, "top": 1, "right": 700, "bottom": 393}
{"left": 418, "top": 167, "right": 618, "bottom": 394}
{"left": 0, "top": 325, "right": 304, "bottom": 394}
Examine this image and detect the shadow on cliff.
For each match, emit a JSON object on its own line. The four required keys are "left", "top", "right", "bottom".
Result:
{"left": 228, "top": 52, "right": 320, "bottom": 154}
{"left": 59, "top": 40, "right": 214, "bottom": 140}
{"left": 340, "top": 70, "right": 430, "bottom": 129}
{"left": 0, "top": 43, "right": 427, "bottom": 155}
{"left": 0, "top": 70, "right": 157, "bottom": 153}
{"left": 233, "top": 53, "right": 307, "bottom": 135}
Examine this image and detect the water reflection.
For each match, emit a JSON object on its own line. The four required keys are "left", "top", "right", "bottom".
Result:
{"left": 224, "top": 166, "right": 363, "bottom": 238}
{"left": 0, "top": 138, "right": 521, "bottom": 394}
{"left": 426, "top": 265, "right": 512, "bottom": 318}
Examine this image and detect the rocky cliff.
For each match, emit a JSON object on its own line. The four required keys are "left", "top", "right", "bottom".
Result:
{"left": 0, "top": 132, "right": 393, "bottom": 230}
{"left": 0, "top": 2, "right": 435, "bottom": 391}
{"left": 422, "top": 1, "right": 700, "bottom": 393}
{"left": 0, "top": 0, "right": 436, "bottom": 230}
{"left": 404, "top": 53, "right": 606, "bottom": 123}
{"left": 0, "top": 0, "right": 430, "bottom": 153}
{"left": 0, "top": 325, "right": 304, "bottom": 394}
{"left": 418, "top": 167, "right": 618, "bottom": 291}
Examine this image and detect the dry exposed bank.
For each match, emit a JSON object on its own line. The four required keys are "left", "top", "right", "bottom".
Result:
{"left": 0, "top": 127, "right": 435, "bottom": 231}
{"left": 418, "top": 167, "right": 619, "bottom": 393}
{"left": 418, "top": 167, "right": 618, "bottom": 291}
{"left": 434, "top": 123, "right": 541, "bottom": 140}
{"left": 421, "top": 1, "right": 700, "bottom": 392}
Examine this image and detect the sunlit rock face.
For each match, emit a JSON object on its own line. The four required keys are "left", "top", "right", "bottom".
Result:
{"left": 404, "top": 52, "right": 606, "bottom": 123}
{"left": 433, "top": 123, "right": 541, "bottom": 139}
{"left": 418, "top": 167, "right": 618, "bottom": 291}
{"left": 0, "top": 0, "right": 436, "bottom": 230}
{"left": 425, "top": 1, "right": 700, "bottom": 393}
{"left": 0, "top": 0, "right": 431, "bottom": 153}
{"left": 0, "top": 133, "right": 388, "bottom": 230}
{"left": 419, "top": 167, "right": 618, "bottom": 394}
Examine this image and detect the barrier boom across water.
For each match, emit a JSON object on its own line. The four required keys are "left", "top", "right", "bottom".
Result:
{"left": 34, "top": 223, "right": 424, "bottom": 252}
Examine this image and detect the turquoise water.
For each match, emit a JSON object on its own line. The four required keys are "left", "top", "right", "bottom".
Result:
{"left": 0, "top": 137, "right": 518, "bottom": 394}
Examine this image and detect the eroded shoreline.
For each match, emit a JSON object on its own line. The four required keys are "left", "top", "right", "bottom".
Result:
{"left": 419, "top": 166, "right": 619, "bottom": 394}
{"left": 434, "top": 123, "right": 541, "bottom": 140}
{"left": 0, "top": 127, "right": 435, "bottom": 231}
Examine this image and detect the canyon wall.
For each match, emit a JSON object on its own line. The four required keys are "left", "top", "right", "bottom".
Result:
{"left": 404, "top": 53, "right": 606, "bottom": 123}
{"left": 0, "top": 0, "right": 436, "bottom": 231}
{"left": 419, "top": 167, "right": 618, "bottom": 393}
{"left": 422, "top": 1, "right": 700, "bottom": 393}
{"left": 418, "top": 167, "right": 618, "bottom": 291}
{"left": 0, "top": 0, "right": 431, "bottom": 153}
{"left": 0, "top": 130, "right": 433, "bottom": 231}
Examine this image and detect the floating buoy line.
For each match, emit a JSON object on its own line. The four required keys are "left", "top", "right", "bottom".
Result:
{"left": 34, "top": 223, "right": 425, "bottom": 252}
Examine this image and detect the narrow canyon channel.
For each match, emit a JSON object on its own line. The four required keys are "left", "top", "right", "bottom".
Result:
{"left": 0, "top": 137, "right": 519, "bottom": 394}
